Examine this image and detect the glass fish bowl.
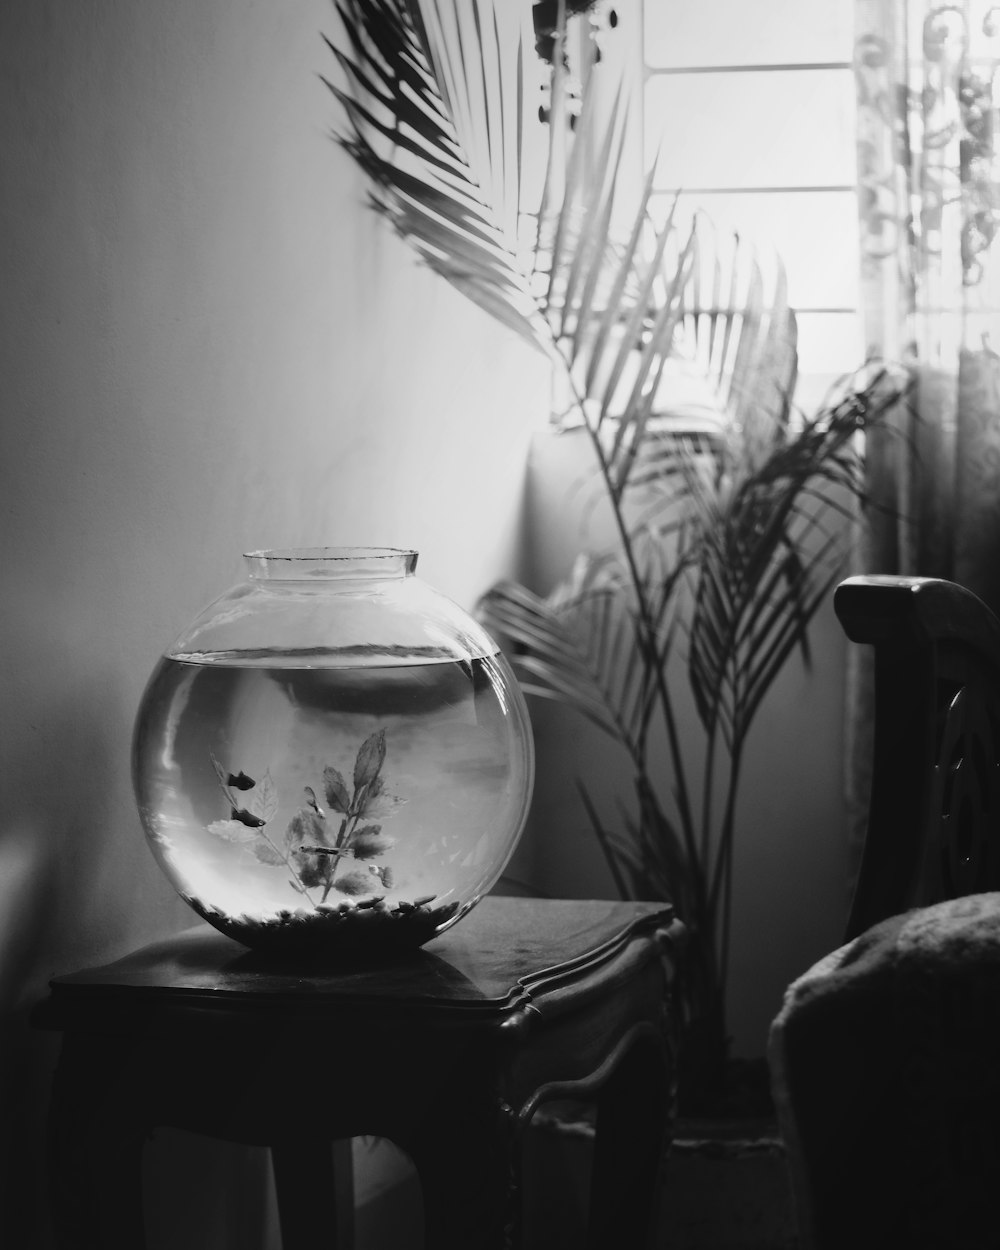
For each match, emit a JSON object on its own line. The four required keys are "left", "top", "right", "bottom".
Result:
{"left": 132, "top": 548, "right": 534, "bottom": 959}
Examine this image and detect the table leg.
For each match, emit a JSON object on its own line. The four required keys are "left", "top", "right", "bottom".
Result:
{"left": 271, "top": 1137, "right": 353, "bottom": 1250}
{"left": 587, "top": 1034, "right": 672, "bottom": 1250}
{"left": 46, "top": 1036, "right": 148, "bottom": 1249}
{"left": 404, "top": 1094, "right": 520, "bottom": 1250}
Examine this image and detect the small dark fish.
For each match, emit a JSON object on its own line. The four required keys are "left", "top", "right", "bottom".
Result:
{"left": 227, "top": 772, "right": 256, "bottom": 791}
{"left": 230, "top": 807, "right": 266, "bottom": 827}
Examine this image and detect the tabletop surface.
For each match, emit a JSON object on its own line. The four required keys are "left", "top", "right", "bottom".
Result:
{"left": 41, "top": 897, "right": 676, "bottom": 1018}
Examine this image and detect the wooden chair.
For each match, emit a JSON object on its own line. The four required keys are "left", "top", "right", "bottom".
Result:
{"left": 33, "top": 895, "right": 683, "bottom": 1249}
{"left": 769, "top": 575, "right": 1000, "bottom": 1250}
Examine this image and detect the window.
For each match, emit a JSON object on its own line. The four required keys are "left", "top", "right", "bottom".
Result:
{"left": 639, "top": 0, "right": 862, "bottom": 389}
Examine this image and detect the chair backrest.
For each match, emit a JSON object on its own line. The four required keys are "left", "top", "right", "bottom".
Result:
{"left": 836, "top": 574, "right": 1000, "bottom": 941}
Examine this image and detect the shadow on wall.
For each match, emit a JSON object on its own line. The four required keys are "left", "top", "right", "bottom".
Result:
{"left": 0, "top": 828, "right": 58, "bottom": 1248}
{"left": 0, "top": 680, "right": 145, "bottom": 1247}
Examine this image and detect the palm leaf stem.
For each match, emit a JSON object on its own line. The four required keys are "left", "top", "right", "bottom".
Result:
{"left": 559, "top": 84, "right": 627, "bottom": 341}
{"left": 595, "top": 198, "right": 682, "bottom": 434}
{"left": 576, "top": 779, "right": 634, "bottom": 899}
{"left": 708, "top": 733, "right": 744, "bottom": 924}
{"left": 582, "top": 161, "right": 663, "bottom": 398}
{"left": 620, "top": 600, "right": 655, "bottom": 752}
{"left": 632, "top": 560, "right": 689, "bottom": 761}
{"left": 610, "top": 231, "right": 698, "bottom": 499}
{"left": 690, "top": 473, "right": 825, "bottom": 742}
{"left": 690, "top": 571, "right": 739, "bottom": 746}
{"left": 557, "top": 357, "right": 707, "bottom": 916}
{"left": 631, "top": 777, "right": 686, "bottom": 903}
{"left": 733, "top": 542, "right": 815, "bottom": 667}
{"left": 737, "top": 564, "right": 844, "bottom": 738}
{"left": 699, "top": 717, "right": 720, "bottom": 881}
{"left": 735, "top": 527, "right": 829, "bottom": 656}
{"left": 605, "top": 824, "right": 648, "bottom": 886}
{"left": 599, "top": 784, "right": 685, "bottom": 907}
{"left": 718, "top": 753, "right": 739, "bottom": 1024}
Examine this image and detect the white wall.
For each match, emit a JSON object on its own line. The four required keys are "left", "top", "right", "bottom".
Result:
{"left": 0, "top": 2, "right": 545, "bottom": 1244}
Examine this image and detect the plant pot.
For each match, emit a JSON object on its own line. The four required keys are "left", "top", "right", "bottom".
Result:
{"left": 658, "top": 1117, "right": 799, "bottom": 1250}
{"left": 523, "top": 1080, "right": 799, "bottom": 1249}
{"left": 131, "top": 547, "right": 534, "bottom": 959}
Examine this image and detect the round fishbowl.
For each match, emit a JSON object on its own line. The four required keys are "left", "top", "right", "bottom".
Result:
{"left": 132, "top": 548, "right": 534, "bottom": 958}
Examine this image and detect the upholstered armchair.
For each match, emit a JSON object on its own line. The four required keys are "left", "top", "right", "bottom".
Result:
{"left": 770, "top": 575, "right": 1000, "bottom": 1250}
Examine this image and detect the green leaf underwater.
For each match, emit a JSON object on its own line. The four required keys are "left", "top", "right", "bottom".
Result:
{"left": 353, "top": 729, "right": 386, "bottom": 791}
{"left": 322, "top": 766, "right": 351, "bottom": 813}
{"left": 206, "top": 728, "right": 403, "bottom": 907}
{"left": 350, "top": 826, "right": 395, "bottom": 859}
{"left": 334, "top": 869, "right": 376, "bottom": 896}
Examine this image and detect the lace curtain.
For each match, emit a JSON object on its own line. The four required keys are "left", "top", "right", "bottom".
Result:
{"left": 847, "top": 0, "right": 1000, "bottom": 876}
{"left": 854, "top": 0, "right": 1000, "bottom": 599}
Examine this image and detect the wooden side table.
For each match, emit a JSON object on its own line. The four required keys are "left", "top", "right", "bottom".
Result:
{"left": 33, "top": 896, "right": 682, "bottom": 1249}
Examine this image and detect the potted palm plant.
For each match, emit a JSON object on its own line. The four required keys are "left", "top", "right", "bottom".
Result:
{"left": 326, "top": 0, "right": 906, "bottom": 1121}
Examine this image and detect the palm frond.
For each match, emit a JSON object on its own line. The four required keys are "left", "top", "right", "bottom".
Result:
{"left": 478, "top": 557, "right": 669, "bottom": 755}
{"left": 331, "top": 0, "right": 543, "bottom": 349}
{"left": 685, "top": 365, "right": 908, "bottom": 745}
{"left": 737, "top": 551, "right": 843, "bottom": 734}
{"left": 548, "top": 82, "right": 628, "bottom": 339}
{"left": 331, "top": 1, "right": 799, "bottom": 464}
{"left": 327, "top": 0, "right": 896, "bottom": 1068}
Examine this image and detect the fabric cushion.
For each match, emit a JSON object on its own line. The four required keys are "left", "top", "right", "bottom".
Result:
{"left": 769, "top": 892, "right": 1000, "bottom": 1250}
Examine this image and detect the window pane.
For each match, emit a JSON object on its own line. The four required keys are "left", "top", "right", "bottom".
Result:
{"left": 650, "top": 190, "right": 860, "bottom": 310}
{"left": 794, "top": 310, "right": 864, "bottom": 377}
{"left": 644, "top": 0, "right": 854, "bottom": 69}
{"left": 644, "top": 69, "right": 856, "bottom": 189}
